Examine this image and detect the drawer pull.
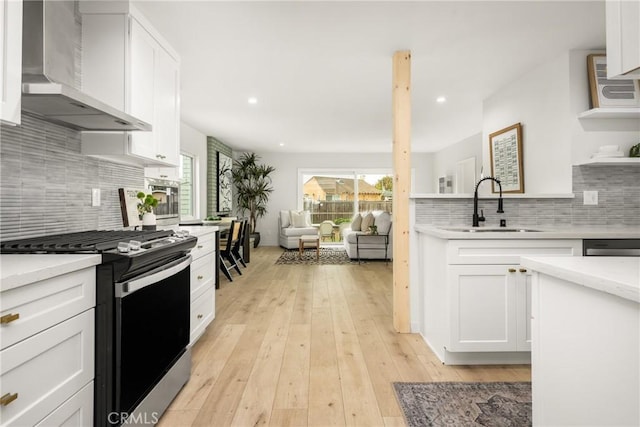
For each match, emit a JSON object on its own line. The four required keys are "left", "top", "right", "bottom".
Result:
{"left": 0, "top": 393, "right": 18, "bottom": 406}
{"left": 197, "top": 314, "right": 203, "bottom": 319}
{"left": 508, "top": 268, "right": 516, "bottom": 273}
{"left": 197, "top": 275, "right": 204, "bottom": 280}
{"left": 197, "top": 245, "right": 203, "bottom": 249}
{"left": 519, "top": 268, "right": 528, "bottom": 273}
{"left": 0, "top": 313, "right": 19, "bottom": 324}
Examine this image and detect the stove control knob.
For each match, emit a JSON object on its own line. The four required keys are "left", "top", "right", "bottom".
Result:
{"left": 129, "top": 240, "right": 141, "bottom": 251}
{"left": 117, "top": 242, "right": 130, "bottom": 253}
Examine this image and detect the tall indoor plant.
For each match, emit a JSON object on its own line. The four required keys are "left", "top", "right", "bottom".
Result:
{"left": 231, "top": 152, "right": 275, "bottom": 247}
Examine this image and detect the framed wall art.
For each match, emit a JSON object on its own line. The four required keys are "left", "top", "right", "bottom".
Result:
{"left": 587, "top": 54, "right": 640, "bottom": 108}
{"left": 217, "top": 151, "right": 233, "bottom": 213}
{"left": 489, "top": 123, "right": 524, "bottom": 194}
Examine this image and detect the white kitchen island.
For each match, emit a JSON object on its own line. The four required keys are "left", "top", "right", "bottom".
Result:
{"left": 521, "top": 256, "right": 639, "bottom": 427}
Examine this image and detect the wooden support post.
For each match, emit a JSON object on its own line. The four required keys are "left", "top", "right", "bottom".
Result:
{"left": 392, "top": 50, "right": 411, "bottom": 333}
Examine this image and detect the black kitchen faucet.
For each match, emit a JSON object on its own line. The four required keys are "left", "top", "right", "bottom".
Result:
{"left": 473, "top": 177, "right": 504, "bottom": 227}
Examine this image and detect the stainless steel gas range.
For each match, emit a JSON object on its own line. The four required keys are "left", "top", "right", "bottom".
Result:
{"left": 1, "top": 230, "right": 197, "bottom": 426}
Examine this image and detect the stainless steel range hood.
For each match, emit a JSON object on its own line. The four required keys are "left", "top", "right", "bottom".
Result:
{"left": 22, "top": 0, "right": 151, "bottom": 132}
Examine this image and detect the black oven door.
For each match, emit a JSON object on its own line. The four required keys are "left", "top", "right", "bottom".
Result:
{"left": 114, "top": 255, "right": 191, "bottom": 417}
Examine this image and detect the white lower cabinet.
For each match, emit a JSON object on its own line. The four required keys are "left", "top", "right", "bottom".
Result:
{"left": 0, "top": 310, "right": 94, "bottom": 427}
{"left": 448, "top": 265, "right": 531, "bottom": 352}
{"left": 35, "top": 382, "right": 93, "bottom": 427}
{"left": 188, "top": 230, "right": 216, "bottom": 345}
{"left": 420, "top": 236, "right": 581, "bottom": 364}
{"left": 0, "top": 265, "right": 96, "bottom": 427}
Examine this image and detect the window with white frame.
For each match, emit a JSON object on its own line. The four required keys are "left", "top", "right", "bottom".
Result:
{"left": 180, "top": 153, "right": 195, "bottom": 219}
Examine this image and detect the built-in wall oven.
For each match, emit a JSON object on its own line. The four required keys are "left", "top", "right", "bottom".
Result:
{"left": 1, "top": 230, "right": 197, "bottom": 426}
{"left": 583, "top": 239, "right": 640, "bottom": 256}
{"left": 145, "top": 178, "right": 180, "bottom": 221}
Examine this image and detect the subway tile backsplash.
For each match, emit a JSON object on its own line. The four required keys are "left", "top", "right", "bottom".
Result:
{"left": 0, "top": 114, "right": 144, "bottom": 240}
{"left": 415, "top": 165, "right": 640, "bottom": 227}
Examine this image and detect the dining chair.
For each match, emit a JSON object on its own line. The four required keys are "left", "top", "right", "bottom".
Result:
{"left": 232, "top": 218, "right": 249, "bottom": 268}
{"left": 219, "top": 220, "right": 243, "bottom": 281}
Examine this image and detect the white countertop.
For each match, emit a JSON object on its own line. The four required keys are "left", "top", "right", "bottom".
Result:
{"left": 0, "top": 254, "right": 102, "bottom": 292}
{"left": 160, "top": 224, "right": 219, "bottom": 237}
{"left": 415, "top": 224, "right": 640, "bottom": 240}
{"left": 521, "top": 256, "right": 640, "bottom": 303}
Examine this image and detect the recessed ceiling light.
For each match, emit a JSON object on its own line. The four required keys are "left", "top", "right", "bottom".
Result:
{"left": 436, "top": 96, "right": 446, "bottom": 103}
{"left": 279, "top": 142, "right": 285, "bottom": 147}
{"left": 248, "top": 97, "right": 258, "bottom": 104}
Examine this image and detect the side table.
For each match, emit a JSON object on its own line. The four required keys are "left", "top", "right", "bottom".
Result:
{"left": 299, "top": 235, "right": 320, "bottom": 260}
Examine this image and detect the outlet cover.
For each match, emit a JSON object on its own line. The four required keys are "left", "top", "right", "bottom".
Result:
{"left": 92, "top": 188, "right": 101, "bottom": 207}
{"left": 583, "top": 190, "right": 598, "bottom": 205}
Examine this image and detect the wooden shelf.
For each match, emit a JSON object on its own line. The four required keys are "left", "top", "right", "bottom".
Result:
{"left": 577, "top": 107, "right": 640, "bottom": 119}
{"left": 575, "top": 157, "right": 640, "bottom": 166}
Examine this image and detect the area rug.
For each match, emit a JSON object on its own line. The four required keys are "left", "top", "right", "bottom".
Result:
{"left": 275, "top": 247, "right": 354, "bottom": 265}
{"left": 393, "top": 382, "right": 532, "bottom": 427}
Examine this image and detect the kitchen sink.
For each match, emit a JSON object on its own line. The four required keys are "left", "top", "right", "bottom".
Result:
{"left": 442, "top": 228, "right": 542, "bottom": 233}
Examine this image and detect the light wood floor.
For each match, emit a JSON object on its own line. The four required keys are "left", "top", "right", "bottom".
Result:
{"left": 158, "top": 246, "right": 530, "bottom": 427}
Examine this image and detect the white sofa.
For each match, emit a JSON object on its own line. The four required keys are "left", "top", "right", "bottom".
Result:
{"left": 278, "top": 210, "right": 318, "bottom": 249}
{"left": 342, "top": 211, "right": 392, "bottom": 260}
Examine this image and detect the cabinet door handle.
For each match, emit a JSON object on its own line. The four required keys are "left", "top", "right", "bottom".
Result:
{"left": 0, "top": 393, "right": 18, "bottom": 406}
{"left": 197, "top": 245, "right": 203, "bottom": 249}
{"left": 519, "top": 268, "right": 527, "bottom": 273}
{"left": 197, "top": 314, "right": 203, "bottom": 319}
{"left": 160, "top": 175, "right": 168, "bottom": 178}
{"left": 197, "top": 275, "right": 204, "bottom": 280}
{"left": 0, "top": 313, "right": 19, "bottom": 324}
{"left": 508, "top": 268, "right": 517, "bottom": 273}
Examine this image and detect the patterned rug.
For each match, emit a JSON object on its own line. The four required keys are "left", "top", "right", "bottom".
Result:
{"left": 275, "top": 247, "right": 354, "bottom": 265}
{"left": 393, "top": 382, "right": 532, "bottom": 427}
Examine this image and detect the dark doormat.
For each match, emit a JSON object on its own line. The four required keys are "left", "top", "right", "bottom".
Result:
{"left": 393, "top": 382, "right": 532, "bottom": 427}
{"left": 275, "top": 247, "right": 354, "bottom": 265}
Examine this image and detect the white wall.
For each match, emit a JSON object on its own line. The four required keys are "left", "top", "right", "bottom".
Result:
{"left": 482, "top": 51, "right": 573, "bottom": 194}
{"left": 180, "top": 122, "right": 208, "bottom": 220}
{"left": 245, "top": 151, "right": 433, "bottom": 246}
{"left": 431, "top": 132, "right": 482, "bottom": 192}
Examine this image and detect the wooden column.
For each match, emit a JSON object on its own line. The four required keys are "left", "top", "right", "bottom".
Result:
{"left": 392, "top": 50, "right": 411, "bottom": 333}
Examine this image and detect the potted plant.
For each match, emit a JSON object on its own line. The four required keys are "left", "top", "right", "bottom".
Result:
{"left": 137, "top": 192, "right": 159, "bottom": 230}
{"left": 231, "top": 153, "right": 276, "bottom": 247}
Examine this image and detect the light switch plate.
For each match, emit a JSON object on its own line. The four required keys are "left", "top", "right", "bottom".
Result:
{"left": 92, "top": 188, "right": 101, "bottom": 207}
{"left": 583, "top": 190, "right": 598, "bottom": 205}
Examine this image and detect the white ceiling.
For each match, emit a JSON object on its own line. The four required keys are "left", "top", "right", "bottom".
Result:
{"left": 133, "top": 0, "right": 606, "bottom": 154}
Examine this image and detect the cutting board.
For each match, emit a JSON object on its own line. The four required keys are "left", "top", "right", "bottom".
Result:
{"left": 118, "top": 188, "right": 143, "bottom": 227}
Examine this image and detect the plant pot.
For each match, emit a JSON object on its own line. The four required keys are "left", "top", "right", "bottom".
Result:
{"left": 142, "top": 212, "right": 156, "bottom": 230}
{"left": 251, "top": 232, "right": 261, "bottom": 248}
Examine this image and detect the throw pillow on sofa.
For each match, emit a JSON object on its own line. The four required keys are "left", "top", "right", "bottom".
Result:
{"left": 290, "top": 210, "right": 311, "bottom": 228}
{"left": 375, "top": 212, "right": 392, "bottom": 235}
{"left": 360, "top": 212, "right": 375, "bottom": 233}
{"left": 351, "top": 213, "right": 362, "bottom": 231}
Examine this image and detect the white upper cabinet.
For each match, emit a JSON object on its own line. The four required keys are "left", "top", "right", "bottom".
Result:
{"left": 606, "top": 0, "right": 640, "bottom": 78}
{"left": 80, "top": 2, "right": 180, "bottom": 167}
{"left": 0, "top": 0, "right": 22, "bottom": 126}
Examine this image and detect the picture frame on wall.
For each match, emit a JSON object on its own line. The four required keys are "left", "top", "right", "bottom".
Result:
{"left": 217, "top": 152, "right": 233, "bottom": 213}
{"left": 587, "top": 54, "right": 640, "bottom": 108}
{"left": 489, "top": 123, "right": 524, "bottom": 194}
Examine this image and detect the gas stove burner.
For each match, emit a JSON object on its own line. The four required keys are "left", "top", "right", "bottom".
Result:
{"left": 0, "top": 230, "right": 179, "bottom": 254}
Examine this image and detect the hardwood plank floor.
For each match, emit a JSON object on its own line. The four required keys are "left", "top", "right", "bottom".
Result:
{"left": 158, "top": 246, "right": 531, "bottom": 427}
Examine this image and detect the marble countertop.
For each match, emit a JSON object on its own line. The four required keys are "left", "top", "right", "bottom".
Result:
{"left": 415, "top": 224, "right": 640, "bottom": 240}
{"left": 521, "top": 256, "right": 640, "bottom": 303}
{"left": 0, "top": 254, "right": 102, "bottom": 292}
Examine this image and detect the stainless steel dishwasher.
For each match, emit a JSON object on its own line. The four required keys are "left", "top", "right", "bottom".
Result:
{"left": 583, "top": 239, "right": 640, "bottom": 256}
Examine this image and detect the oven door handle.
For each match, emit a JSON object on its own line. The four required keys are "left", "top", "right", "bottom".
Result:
{"left": 116, "top": 255, "right": 191, "bottom": 298}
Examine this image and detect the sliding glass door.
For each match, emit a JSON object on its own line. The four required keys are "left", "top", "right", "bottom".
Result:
{"left": 300, "top": 170, "right": 392, "bottom": 243}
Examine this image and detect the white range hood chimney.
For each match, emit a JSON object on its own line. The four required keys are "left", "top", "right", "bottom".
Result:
{"left": 21, "top": 0, "right": 151, "bottom": 132}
